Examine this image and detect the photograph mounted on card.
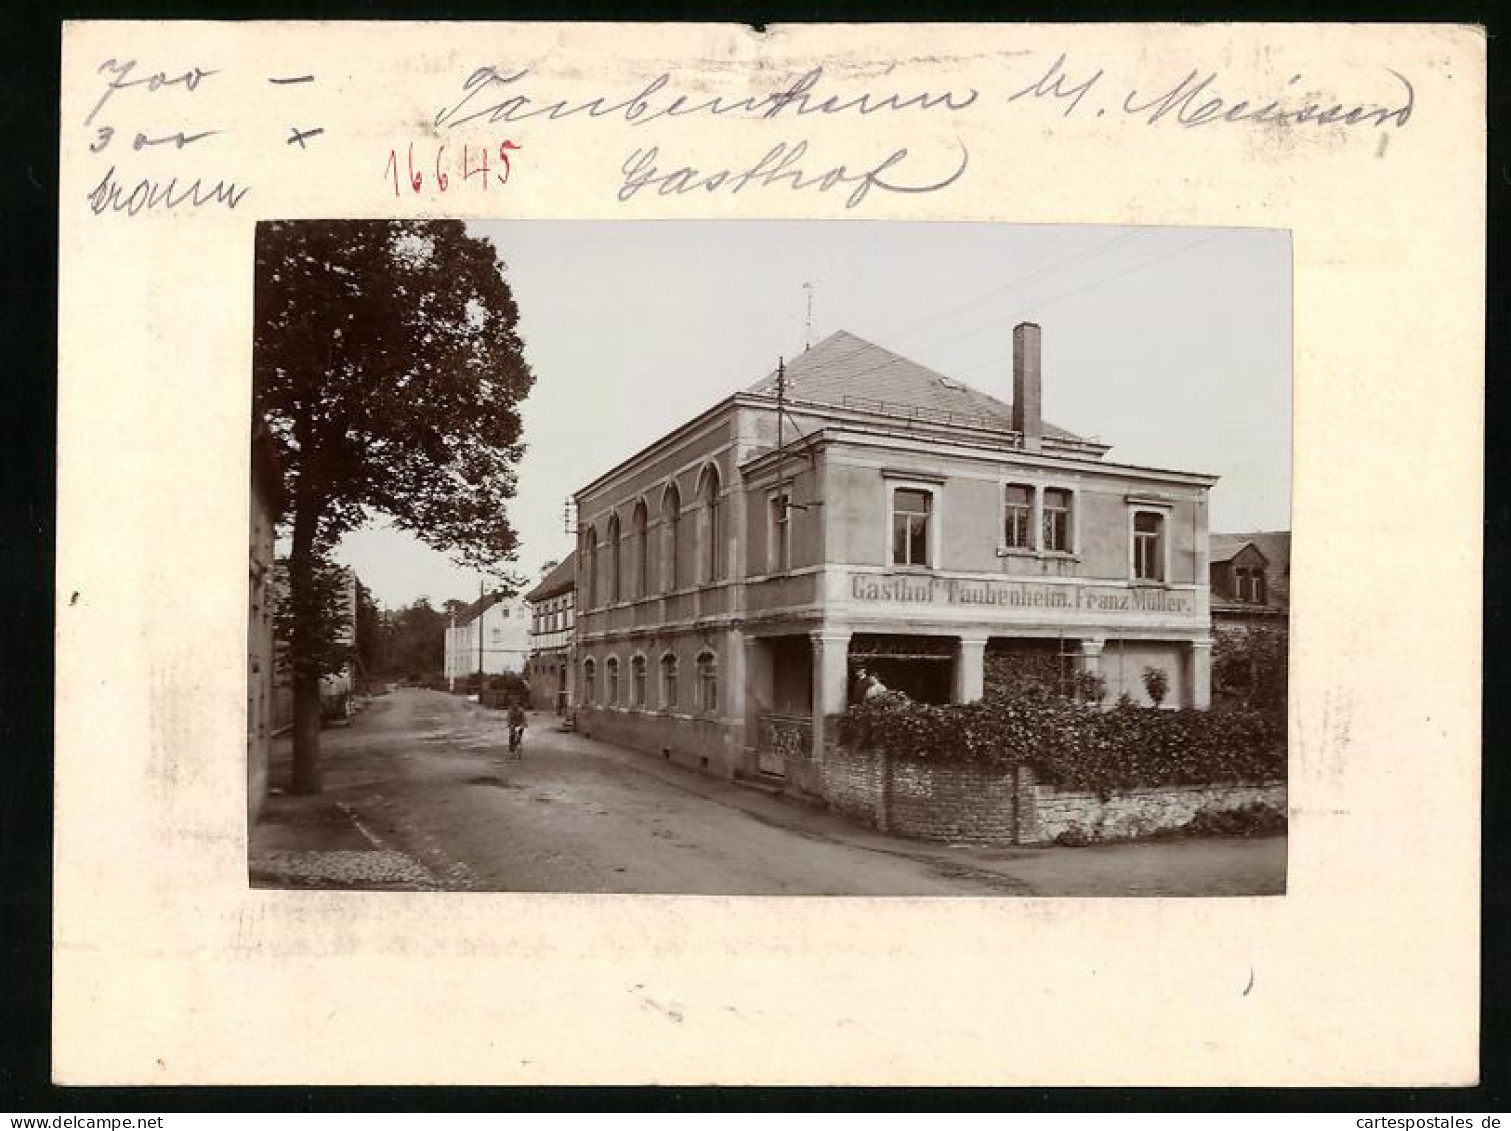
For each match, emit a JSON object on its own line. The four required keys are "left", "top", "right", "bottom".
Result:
{"left": 54, "top": 21, "right": 1482, "bottom": 1087}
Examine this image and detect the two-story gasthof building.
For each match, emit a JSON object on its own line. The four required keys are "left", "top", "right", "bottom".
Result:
{"left": 571, "top": 324, "right": 1217, "bottom": 782}
{"left": 524, "top": 554, "right": 576, "bottom": 711}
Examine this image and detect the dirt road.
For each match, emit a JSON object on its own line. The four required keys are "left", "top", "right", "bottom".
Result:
{"left": 252, "top": 687, "right": 1285, "bottom": 896}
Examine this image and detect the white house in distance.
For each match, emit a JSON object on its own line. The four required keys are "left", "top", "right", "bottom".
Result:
{"left": 444, "top": 592, "right": 530, "bottom": 686}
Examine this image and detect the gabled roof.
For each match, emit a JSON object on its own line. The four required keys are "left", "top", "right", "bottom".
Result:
{"left": 450, "top": 591, "right": 507, "bottom": 625}
{"left": 1210, "top": 537, "right": 1267, "bottom": 565}
{"left": 1211, "top": 531, "right": 1290, "bottom": 574}
{"left": 744, "top": 330, "right": 1087, "bottom": 442}
{"left": 524, "top": 552, "right": 576, "bottom": 602}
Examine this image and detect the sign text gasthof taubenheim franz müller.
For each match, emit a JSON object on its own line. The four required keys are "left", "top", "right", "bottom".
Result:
{"left": 849, "top": 573, "right": 1193, "bottom": 613}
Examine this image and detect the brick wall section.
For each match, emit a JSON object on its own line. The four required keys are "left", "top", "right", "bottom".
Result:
{"left": 816, "top": 741, "right": 883, "bottom": 825}
{"left": 813, "top": 745, "right": 1284, "bottom": 846}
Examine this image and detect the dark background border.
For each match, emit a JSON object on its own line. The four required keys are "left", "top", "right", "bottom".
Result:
{"left": 2, "top": 0, "right": 1502, "bottom": 1111}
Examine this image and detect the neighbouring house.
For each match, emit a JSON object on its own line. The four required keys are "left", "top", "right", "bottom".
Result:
{"left": 1209, "top": 531, "right": 1290, "bottom": 630}
{"left": 524, "top": 554, "right": 576, "bottom": 712}
{"left": 269, "top": 562, "right": 362, "bottom": 731}
{"left": 571, "top": 324, "right": 1219, "bottom": 784}
{"left": 443, "top": 591, "right": 530, "bottom": 685}
{"left": 247, "top": 417, "right": 282, "bottom": 826}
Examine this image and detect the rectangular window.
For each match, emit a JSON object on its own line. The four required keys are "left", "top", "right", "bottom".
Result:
{"left": 1042, "top": 488, "right": 1071, "bottom": 553}
{"left": 1133, "top": 511, "right": 1164, "bottom": 581}
{"left": 770, "top": 492, "right": 791, "bottom": 573}
{"left": 1004, "top": 484, "right": 1032, "bottom": 549}
{"left": 892, "top": 487, "right": 932, "bottom": 567}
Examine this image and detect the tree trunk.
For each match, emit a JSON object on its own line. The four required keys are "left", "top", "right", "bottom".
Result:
{"left": 291, "top": 671, "right": 322, "bottom": 794}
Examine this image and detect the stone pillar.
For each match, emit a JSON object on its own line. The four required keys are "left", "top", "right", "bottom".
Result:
{"left": 1078, "top": 638, "right": 1106, "bottom": 705}
{"left": 953, "top": 634, "right": 989, "bottom": 703}
{"left": 810, "top": 629, "right": 852, "bottom": 758}
{"left": 1187, "top": 638, "right": 1213, "bottom": 709}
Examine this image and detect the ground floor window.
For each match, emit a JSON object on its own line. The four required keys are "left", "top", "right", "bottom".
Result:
{"left": 631, "top": 654, "right": 647, "bottom": 707}
{"left": 696, "top": 651, "right": 718, "bottom": 712}
{"left": 582, "top": 658, "right": 596, "bottom": 705}
{"left": 661, "top": 653, "right": 679, "bottom": 708}
{"left": 606, "top": 656, "right": 620, "bottom": 705}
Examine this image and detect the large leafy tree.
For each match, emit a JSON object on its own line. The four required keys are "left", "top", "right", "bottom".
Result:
{"left": 255, "top": 220, "right": 533, "bottom": 792}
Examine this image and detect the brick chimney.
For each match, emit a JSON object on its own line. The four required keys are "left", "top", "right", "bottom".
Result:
{"left": 1012, "top": 321, "right": 1043, "bottom": 452}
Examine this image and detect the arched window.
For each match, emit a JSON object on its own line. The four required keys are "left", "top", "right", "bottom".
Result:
{"left": 581, "top": 526, "right": 599, "bottom": 608}
{"left": 660, "top": 653, "right": 679, "bottom": 709}
{"left": 631, "top": 501, "right": 649, "bottom": 599}
{"left": 698, "top": 464, "right": 723, "bottom": 583}
{"left": 661, "top": 482, "right": 682, "bottom": 592}
{"left": 630, "top": 654, "right": 647, "bottom": 707}
{"left": 695, "top": 651, "right": 718, "bottom": 713}
{"left": 582, "top": 658, "right": 596, "bottom": 705}
{"left": 606, "top": 656, "right": 620, "bottom": 706}
{"left": 606, "top": 512, "right": 622, "bottom": 604}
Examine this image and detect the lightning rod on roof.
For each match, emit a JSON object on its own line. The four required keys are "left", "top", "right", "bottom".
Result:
{"left": 803, "top": 281, "right": 814, "bottom": 351}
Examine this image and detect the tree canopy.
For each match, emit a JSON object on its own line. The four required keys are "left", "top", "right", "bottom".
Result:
{"left": 255, "top": 219, "right": 534, "bottom": 572}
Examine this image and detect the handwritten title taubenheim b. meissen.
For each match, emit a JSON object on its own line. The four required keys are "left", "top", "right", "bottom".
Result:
{"left": 80, "top": 49, "right": 1414, "bottom": 218}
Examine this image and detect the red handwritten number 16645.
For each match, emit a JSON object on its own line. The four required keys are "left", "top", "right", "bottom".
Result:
{"left": 383, "top": 140, "right": 521, "bottom": 195}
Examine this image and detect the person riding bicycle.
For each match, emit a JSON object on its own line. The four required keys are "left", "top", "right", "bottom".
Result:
{"left": 506, "top": 700, "right": 527, "bottom": 755}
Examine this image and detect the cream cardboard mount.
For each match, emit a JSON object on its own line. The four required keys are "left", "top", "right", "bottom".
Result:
{"left": 55, "top": 21, "right": 1483, "bottom": 1086}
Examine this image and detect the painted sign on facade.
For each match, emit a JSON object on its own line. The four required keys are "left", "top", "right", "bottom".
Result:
{"left": 848, "top": 573, "right": 1194, "bottom": 615}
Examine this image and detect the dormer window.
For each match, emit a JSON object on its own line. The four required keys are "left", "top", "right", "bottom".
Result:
{"left": 1235, "top": 565, "right": 1267, "bottom": 604}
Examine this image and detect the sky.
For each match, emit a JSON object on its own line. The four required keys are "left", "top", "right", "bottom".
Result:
{"left": 336, "top": 221, "right": 1292, "bottom": 610}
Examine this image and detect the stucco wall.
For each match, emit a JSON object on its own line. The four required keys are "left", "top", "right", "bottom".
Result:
{"left": 822, "top": 444, "right": 1206, "bottom": 585}
{"left": 576, "top": 706, "right": 743, "bottom": 779}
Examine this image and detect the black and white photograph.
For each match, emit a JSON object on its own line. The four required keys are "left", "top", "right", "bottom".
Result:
{"left": 247, "top": 219, "right": 1291, "bottom": 897}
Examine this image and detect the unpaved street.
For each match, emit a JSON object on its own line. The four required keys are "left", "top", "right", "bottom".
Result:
{"left": 252, "top": 687, "right": 1285, "bottom": 896}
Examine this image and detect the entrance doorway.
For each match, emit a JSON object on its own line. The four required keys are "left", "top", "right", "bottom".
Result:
{"left": 756, "top": 635, "right": 813, "bottom": 777}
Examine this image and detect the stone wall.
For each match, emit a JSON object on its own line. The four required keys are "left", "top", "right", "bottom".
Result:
{"left": 807, "top": 744, "right": 1283, "bottom": 846}
{"left": 1020, "top": 771, "right": 1285, "bottom": 844}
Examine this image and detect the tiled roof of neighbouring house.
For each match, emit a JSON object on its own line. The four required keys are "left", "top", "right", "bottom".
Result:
{"left": 1211, "top": 531, "right": 1291, "bottom": 574}
{"left": 744, "top": 329, "right": 1087, "bottom": 442}
{"left": 524, "top": 551, "right": 576, "bottom": 602}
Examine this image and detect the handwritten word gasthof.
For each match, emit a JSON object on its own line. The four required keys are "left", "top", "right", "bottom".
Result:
{"left": 618, "top": 139, "right": 968, "bottom": 210}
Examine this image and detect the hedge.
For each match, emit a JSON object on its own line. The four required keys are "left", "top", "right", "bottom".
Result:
{"left": 838, "top": 691, "right": 1285, "bottom": 795}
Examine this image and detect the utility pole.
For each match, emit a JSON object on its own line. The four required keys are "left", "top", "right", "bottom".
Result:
{"left": 776, "top": 356, "right": 786, "bottom": 452}
{"left": 476, "top": 576, "right": 485, "bottom": 695}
